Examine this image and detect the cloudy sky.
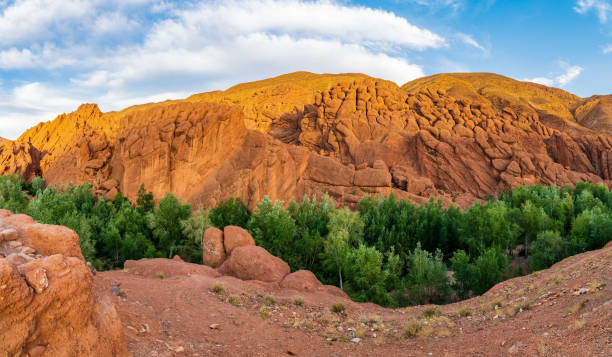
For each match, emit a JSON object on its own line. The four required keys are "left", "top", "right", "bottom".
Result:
{"left": 1, "top": 0, "right": 611, "bottom": 139}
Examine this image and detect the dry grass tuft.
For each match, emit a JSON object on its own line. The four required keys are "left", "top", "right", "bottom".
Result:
{"left": 228, "top": 294, "right": 242, "bottom": 306}
{"left": 331, "top": 303, "right": 345, "bottom": 314}
{"left": 263, "top": 294, "right": 276, "bottom": 306}
{"left": 422, "top": 306, "right": 442, "bottom": 319}
{"left": 293, "top": 297, "right": 305, "bottom": 307}
{"left": 211, "top": 283, "right": 225, "bottom": 294}
{"left": 573, "top": 319, "right": 586, "bottom": 330}
{"left": 259, "top": 308, "right": 270, "bottom": 319}
{"left": 567, "top": 299, "right": 588, "bottom": 315}
{"left": 457, "top": 307, "right": 471, "bottom": 317}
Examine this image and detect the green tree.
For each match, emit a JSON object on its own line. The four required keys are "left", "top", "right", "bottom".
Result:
{"left": 181, "top": 209, "right": 212, "bottom": 263}
{"left": 344, "top": 245, "right": 390, "bottom": 305}
{"left": 30, "top": 176, "right": 46, "bottom": 195}
{"left": 449, "top": 249, "right": 472, "bottom": 296}
{"left": 568, "top": 207, "right": 612, "bottom": 253}
{"left": 247, "top": 196, "right": 297, "bottom": 265}
{"left": 530, "top": 230, "right": 564, "bottom": 270}
{"left": 517, "top": 200, "right": 551, "bottom": 256}
{"left": 287, "top": 195, "right": 333, "bottom": 271}
{"left": 0, "top": 175, "right": 27, "bottom": 213}
{"left": 148, "top": 194, "right": 191, "bottom": 258}
{"left": 472, "top": 247, "right": 508, "bottom": 295}
{"left": 210, "top": 197, "right": 250, "bottom": 228}
{"left": 460, "top": 201, "right": 519, "bottom": 256}
{"left": 136, "top": 184, "right": 155, "bottom": 213}
{"left": 403, "top": 243, "right": 449, "bottom": 304}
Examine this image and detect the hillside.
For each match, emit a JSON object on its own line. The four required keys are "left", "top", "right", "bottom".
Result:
{"left": 3, "top": 206, "right": 610, "bottom": 356}
{"left": 402, "top": 72, "right": 612, "bottom": 137}
{"left": 99, "top": 238, "right": 612, "bottom": 356}
{"left": 1, "top": 72, "right": 611, "bottom": 209}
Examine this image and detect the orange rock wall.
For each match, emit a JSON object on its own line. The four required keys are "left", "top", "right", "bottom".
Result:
{"left": 1, "top": 73, "right": 611, "bottom": 209}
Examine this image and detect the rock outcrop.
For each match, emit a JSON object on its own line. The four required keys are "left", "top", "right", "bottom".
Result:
{"left": 0, "top": 210, "right": 128, "bottom": 356}
{"left": 202, "top": 227, "right": 226, "bottom": 268}
{"left": 202, "top": 226, "right": 256, "bottom": 267}
{"left": 1, "top": 72, "right": 611, "bottom": 209}
{"left": 223, "top": 226, "right": 256, "bottom": 254}
{"left": 217, "top": 245, "right": 290, "bottom": 283}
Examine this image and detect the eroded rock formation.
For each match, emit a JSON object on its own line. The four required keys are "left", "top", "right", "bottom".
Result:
{"left": 1, "top": 72, "right": 611, "bottom": 209}
{"left": 0, "top": 210, "right": 128, "bottom": 356}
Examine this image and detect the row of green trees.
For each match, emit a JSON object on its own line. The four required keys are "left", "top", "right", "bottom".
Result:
{"left": 209, "top": 183, "right": 612, "bottom": 306}
{"left": 1, "top": 174, "right": 611, "bottom": 307}
{"left": 0, "top": 175, "right": 205, "bottom": 268}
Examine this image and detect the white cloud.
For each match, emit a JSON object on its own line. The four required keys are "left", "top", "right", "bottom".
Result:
{"left": 556, "top": 65, "right": 583, "bottom": 86}
{"left": 0, "top": 82, "right": 85, "bottom": 139}
{"left": 0, "top": 0, "right": 446, "bottom": 138}
{"left": 74, "top": 0, "right": 439, "bottom": 88}
{"left": 456, "top": 33, "right": 487, "bottom": 53}
{"left": 526, "top": 77, "right": 555, "bottom": 86}
{"left": 0, "top": 0, "right": 93, "bottom": 46}
{"left": 406, "top": 0, "right": 463, "bottom": 12}
{"left": 146, "top": 0, "right": 446, "bottom": 50}
{"left": 524, "top": 62, "right": 584, "bottom": 88}
{"left": 574, "top": 0, "right": 612, "bottom": 22}
{"left": 603, "top": 44, "right": 612, "bottom": 53}
{"left": 0, "top": 47, "right": 36, "bottom": 68}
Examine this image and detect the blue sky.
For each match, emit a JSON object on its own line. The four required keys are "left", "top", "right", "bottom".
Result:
{"left": 0, "top": 0, "right": 611, "bottom": 139}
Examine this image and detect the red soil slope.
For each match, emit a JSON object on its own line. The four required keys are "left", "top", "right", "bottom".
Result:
{"left": 95, "top": 241, "right": 612, "bottom": 356}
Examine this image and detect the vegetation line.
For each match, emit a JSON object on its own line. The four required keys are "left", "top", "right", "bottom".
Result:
{"left": 1, "top": 175, "right": 610, "bottom": 307}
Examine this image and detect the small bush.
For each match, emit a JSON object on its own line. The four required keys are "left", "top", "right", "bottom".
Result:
{"left": 457, "top": 307, "right": 471, "bottom": 317}
{"left": 211, "top": 283, "right": 225, "bottom": 294}
{"left": 567, "top": 299, "right": 588, "bottom": 315}
{"left": 293, "top": 297, "right": 305, "bottom": 307}
{"left": 402, "top": 320, "right": 424, "bottom": 338}
{"left": 263, "top": 294, "right": 276, "bottom": 306}
{"left": 259, "top": 308, "right": 270, "bottom": 319}
{"left": 228, "top": 294, "right": 242, "bottom": 306}
{"left": 331, "top": 303, "right": 345, "bottom": 314}
{"left": 155, "top": 272, "right": 165, "bottom": 279}
{"left": 354, "top": 327, "right": 366, "bottom": 339}
{"left": 422, "top": 306, "right": 442, "bottom": 318}
{"left": 573, "top": 319, "right": 586, "bottom": 330}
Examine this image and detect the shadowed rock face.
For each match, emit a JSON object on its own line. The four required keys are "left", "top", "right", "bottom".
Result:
{"left": 1, "top": 72, "right": 611, "bottom": 208}
{"left": 0, "top": 210, "right": 128, "bottom": 356}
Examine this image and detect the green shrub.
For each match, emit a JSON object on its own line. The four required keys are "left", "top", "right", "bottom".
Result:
{"left": 210, "top": 197, "right": 250, "bottom": 229}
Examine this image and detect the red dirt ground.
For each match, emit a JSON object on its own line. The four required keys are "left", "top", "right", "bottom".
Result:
{"left": 94, "top": 242, "right": 612, "bottom": 356}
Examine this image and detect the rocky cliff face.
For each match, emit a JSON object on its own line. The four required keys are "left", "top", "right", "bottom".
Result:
{"left": 0, "top": 210, "right": 128, "bottom": 356}
{"left": 1, "top": 72, "right": 611, "bottom": 208}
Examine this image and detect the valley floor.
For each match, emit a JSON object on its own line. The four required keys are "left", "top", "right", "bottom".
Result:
{"left": 94, "top": 243, "right": 612, "bottom": 357}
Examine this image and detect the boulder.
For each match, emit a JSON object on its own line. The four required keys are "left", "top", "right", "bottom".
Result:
{"left": 223, "top": 226, "right": 255, "bottom": 255}
{"left": 217, "top": 246, "right": 290, "bottom": 282}
{"left": 280, "top": 270, "right": 323, "bottom": 292}
{"left": 0, "top": 211, "right": 128, "bottom": 356}
{"left": 203, "top": 227, "right": 226, "bottom": 267}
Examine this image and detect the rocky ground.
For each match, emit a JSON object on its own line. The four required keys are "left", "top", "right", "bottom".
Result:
{"left": 2, "top": 210, "right": 612, "bottom": 356}
{"left": 95, "top": 241, "right": 612, "bottom": 356}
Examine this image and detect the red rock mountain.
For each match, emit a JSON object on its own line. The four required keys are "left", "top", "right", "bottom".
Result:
{"left": 1, "top": 72, "right": 611, "bottom": 208}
